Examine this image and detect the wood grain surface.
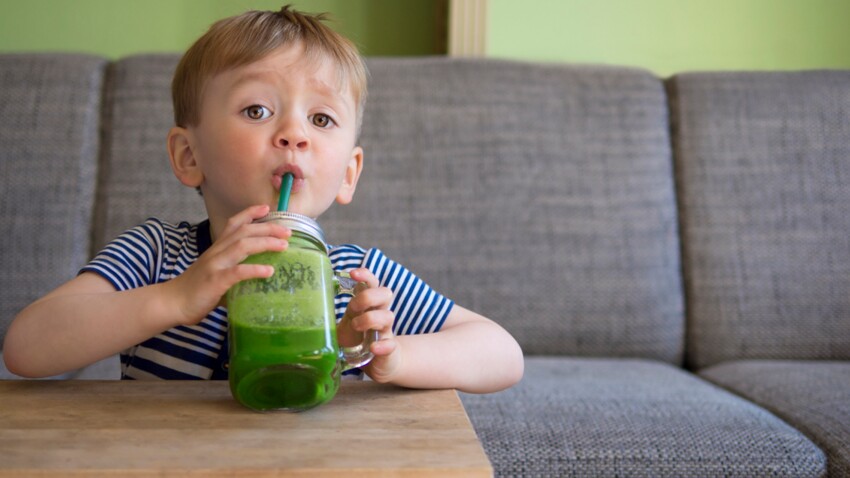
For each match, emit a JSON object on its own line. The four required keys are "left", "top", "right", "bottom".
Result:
{"left": 0, "top": 380, "right": 492, "bottom": 477}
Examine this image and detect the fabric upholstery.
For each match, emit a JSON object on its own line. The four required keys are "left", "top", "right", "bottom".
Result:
{"left": 461, "top": 357, "right": 826, "bottom": 477}
{"left": 669, "top": 71, "right": 850, "bottom": 369}
{"left": 701, "top": 360, "right": 850, "bottom": 478}
{"left": 0, "top": 54, "right": 106, "bottom": 343}
{"left": 1, "top": 52, "right": 846, "bottom": 476}
{"left": 97, "top": 56, "right": 685, "bottom": 362}
{"left": 92, "top": 54, "right": 206, "bottom": 253}
{"left": 323, "top": 58, "right": 685, "bottom": 362}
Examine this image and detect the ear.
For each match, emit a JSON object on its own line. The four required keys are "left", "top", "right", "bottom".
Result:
{"left": 335, "top": 146, "right": 364, "bottom": 205}
{"left": 167, "top": 126, "right": 204, "bottom": 188}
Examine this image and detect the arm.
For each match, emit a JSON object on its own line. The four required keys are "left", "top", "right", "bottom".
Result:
{"left": 386, "top": 305, "right": 524, "bottom": 393}
{"left": 3, "top": 272, "right": 189, "bottom": 377}
{"left": 339, "top": 269, "right": 524, "bottom": 394}
{"left": 3, "top": 205, "right": 289, "bottom": 378}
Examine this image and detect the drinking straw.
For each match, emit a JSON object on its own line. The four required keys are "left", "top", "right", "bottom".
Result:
{"left": 277, "top": 173, "right": 294, "bottom": 212}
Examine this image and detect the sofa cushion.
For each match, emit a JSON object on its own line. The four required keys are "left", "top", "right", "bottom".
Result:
{"left": 701, "top": 360, "right": 850, "bottom": 477}
{"left": 0, "top": 54, "right": 106, "bottom": 344}
{"left": 461, "top": 357, "right": 826, "bottom": 477}
{"left": 669, "top": 71, "right": 850, "bottom": 369}
{"left": 322, "top": 58, "right": 684, "bottom": 363}
{"left": 92, "top": 54, "right": 206, "bottom": 253}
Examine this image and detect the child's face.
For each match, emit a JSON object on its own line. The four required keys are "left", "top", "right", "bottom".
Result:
{"left": 184, "top": 43, "right": 362, "bottom": 221}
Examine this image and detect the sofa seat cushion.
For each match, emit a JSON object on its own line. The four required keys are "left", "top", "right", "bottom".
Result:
{"left": 461, "top": 357, "right": 825, "bottom": 477}
{"left": 701, "top": 360, "right": 850, "bottom": 477}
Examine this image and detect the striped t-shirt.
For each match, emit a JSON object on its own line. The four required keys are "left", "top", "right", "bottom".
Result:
{"left": 80, "top": 218, "right": 453, "bottom": 380}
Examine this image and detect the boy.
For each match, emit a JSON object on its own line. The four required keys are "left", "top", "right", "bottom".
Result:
{"left": 4, "top": 6, "right": 523, "bottom": 393}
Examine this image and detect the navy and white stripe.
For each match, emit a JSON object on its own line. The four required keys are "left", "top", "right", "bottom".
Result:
{"left": 329, "top": 245, "right": 452, "bottom": 335}
{"left": 81, "top": 218, "right": 453, "bottom": 380}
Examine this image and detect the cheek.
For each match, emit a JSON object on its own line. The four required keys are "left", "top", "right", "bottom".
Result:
{"left": 217, "top": 125, "right": 254, "bottom": 150}
{"left": 199, "top": 126, "right": 263, "bottom": 163}
{"left": 317, "top": 150, "right": 354, "bottom": 184}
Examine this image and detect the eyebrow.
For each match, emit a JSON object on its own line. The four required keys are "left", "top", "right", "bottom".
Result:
{"left": 228, "top": 70, "right": 277, "bottom": 89}
{"left": 308, "top": 77, "right": 351, "bottom": 110}
{"left": 230, "top": 70, "right": 352, "bottom": 112}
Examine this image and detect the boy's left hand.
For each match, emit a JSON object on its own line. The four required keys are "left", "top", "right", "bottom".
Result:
{"left": 337, "top": 268, "right": 400, "bottom": 383}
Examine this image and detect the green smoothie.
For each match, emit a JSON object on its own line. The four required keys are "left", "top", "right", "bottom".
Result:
{"left": 227, "top": 245, "right": 341, "bottom": 412}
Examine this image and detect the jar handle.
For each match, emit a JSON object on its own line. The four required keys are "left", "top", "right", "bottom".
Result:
{"left": 335, "top": 272, "right": 378, "bottom": 369}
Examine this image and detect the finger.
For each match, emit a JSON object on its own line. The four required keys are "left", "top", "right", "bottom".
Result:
{"left": 230, "top": 263, "right": 276, "bottom": 283}
{"left": 209, "top": 223, "right": 292, "bottom": 260}
{"left": 348, "top": 268, "right": 380, "bottom": 289}
{"left": 220, "top": 204, "right": 271, "bottom": 237}
{"left": 345, "top": 287, "right": 394, "bottom": 316}
{"left": 219, "top": 218, "right": 291, "bottom": 250}
{"left": 351, "top": 309, "right": 395, "bottom": 333}
{"left": 206, "top": 264, "right": 275, "bottom": 301}
{"left": 229, "top": 236, "right": 289, "bottom": 263}
{"left": 182, "top": 261, "right": 275, "bottom": 310}
{"left": 208, "top": 209, "right": 291, "bottom": 256}
{"left": 370, "top": 337, "right": 397, "bottom": 356}
{"left": 203, "top": 236, "right": 289, "bottom": 275}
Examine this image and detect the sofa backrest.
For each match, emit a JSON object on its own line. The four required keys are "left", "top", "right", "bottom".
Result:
{"left": 1, "top": 54, "right": 685, "bottom": 365}
{"left": 0, "top": 54, "right": 106, "bottom": 343}
{"left": 669, "top": 71, "right": 850, "bottom": 369}
{"left": 323, "top": 58, "right": 684, "bottom": 363}
{"left": 92, "top": 55, "right": 206, "bottom": 254}
{"left": 92, "top": 55, "right": 685, "bottom": 363}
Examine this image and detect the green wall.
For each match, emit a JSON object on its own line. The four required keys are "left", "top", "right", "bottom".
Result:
{"left": 488, "top": 0, "right": 850, "bottom": 76}
{"left": 3, "top": 0, "right": 849, "bottom": 75}
{"left": 0, "top": 0, "right": 443, "bottom": 58}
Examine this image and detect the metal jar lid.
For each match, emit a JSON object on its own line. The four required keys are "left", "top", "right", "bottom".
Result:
{"left": 254, "top": 212, "right": 327, "bottom": 252}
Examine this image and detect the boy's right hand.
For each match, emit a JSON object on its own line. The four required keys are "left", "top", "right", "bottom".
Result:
{"left": 167, "top": 205, "right": 290, "bottom": 326}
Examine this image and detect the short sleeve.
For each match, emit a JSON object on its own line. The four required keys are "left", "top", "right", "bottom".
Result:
{"left": 329, "top": 244, "right": 454, "bottom": 335}
{"left": 79, "top": 219, "right": 165, "bottom": 291}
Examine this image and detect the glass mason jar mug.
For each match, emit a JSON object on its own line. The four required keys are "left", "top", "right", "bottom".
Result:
{"left": 226, "top": 212, "right": 377, "bottom": 412}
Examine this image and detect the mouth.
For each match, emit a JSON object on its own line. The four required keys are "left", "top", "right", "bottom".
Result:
{"left": 272, "top": 164, "right": 305, "bottom": 192}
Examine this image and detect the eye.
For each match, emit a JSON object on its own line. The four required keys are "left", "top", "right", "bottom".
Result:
{"left": 243, "top": 105, "right": 272, "bottom": 121}
{"left": 311, "top": 113, "right": 335, "bottom": 128}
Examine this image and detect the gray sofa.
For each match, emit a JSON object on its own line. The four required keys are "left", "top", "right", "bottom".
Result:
{"left": 1, "top": 53, "right": 848, "bottom": 477}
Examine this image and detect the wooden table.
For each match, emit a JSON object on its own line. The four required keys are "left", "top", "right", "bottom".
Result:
{"left": 0, "top": 380, "right": 492, "bottom": 477}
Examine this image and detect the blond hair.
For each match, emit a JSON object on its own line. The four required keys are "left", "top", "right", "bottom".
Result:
{"left": 172, "top": 5, "right": 368, "bottom": 133}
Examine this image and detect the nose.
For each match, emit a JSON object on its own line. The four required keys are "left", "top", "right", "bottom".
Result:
{"left": 275, "top": 118, "right": 310, "bottom": 151}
